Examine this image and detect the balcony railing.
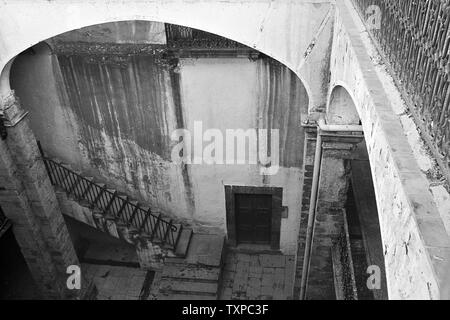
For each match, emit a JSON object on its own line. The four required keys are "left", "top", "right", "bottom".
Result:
{"left": 353, "top": 0, "right": 450, "bottom": 177}
{"left": 165, "top": 23, "right": 260, "bottom": 58}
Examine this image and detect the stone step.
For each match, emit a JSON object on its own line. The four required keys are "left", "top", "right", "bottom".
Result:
{"left": 165, "top": 257, "right": 186, "bottom": 265}
{"left": 185, "top": 234, "right": 225, "bottom": 267}
{"left": 161, "top": 265, "right": 221, "bottom": 282}
{"left": 159, "top": 279, "right": 218, "bottom": 296}
{"left": 166, "top": 233, "right": 225, "bottom": 266}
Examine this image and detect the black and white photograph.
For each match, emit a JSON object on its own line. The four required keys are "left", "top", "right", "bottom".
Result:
{"left": 0, "top": 0, "right": 449, "bottom": 306}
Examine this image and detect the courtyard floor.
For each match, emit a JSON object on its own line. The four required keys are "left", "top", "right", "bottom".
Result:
{"left": 83, "top": 263, "right": 153, "bottom": 300}
{"left": 219, "top": 250, "right": 296, "bottom": 300}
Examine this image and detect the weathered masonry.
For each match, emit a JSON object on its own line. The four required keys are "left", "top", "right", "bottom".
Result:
{"left": 0, "top": 0, "right": 449, "bottom": 300}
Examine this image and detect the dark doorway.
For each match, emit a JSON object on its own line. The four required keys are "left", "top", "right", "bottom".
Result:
{"left": 0, "top": 228, "right": 40, "bottom": 299}
{"left": 235, "top": 194, "right": 272, "bottom": 245}
{"left": 225, "top": 186, "right": 283, "bottom": 250}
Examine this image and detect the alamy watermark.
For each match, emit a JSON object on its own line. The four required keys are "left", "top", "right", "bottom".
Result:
{"left": 367, "top": 265, "right": 382, "bottom": 290}
{"left": 170, "top": 121, "right": 280, "bottom": 175}
{"left": 66, "top": 265, "right": 81, "bottom": 290}
{"left": 366, "top": 5, "right": 382, "bottom": 30}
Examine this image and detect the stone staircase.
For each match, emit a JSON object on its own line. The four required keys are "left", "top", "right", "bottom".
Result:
{"left": 43, "top": 155, "right": 191, "bottom": 253}
{"left": 158, "top": 234, "right": 226, "bottom": 300}
{"left": 39, "top": 148, "right": 226, "bottom": 300}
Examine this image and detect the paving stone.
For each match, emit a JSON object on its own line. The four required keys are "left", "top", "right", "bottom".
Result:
{"left": 263, "top": 267, "right": 275, "bottom": 275}
{"left": 185, "top": 234, "right": 225, "bottom": 267}
{"left": 160, "top": 279, "right": 218, "bottom": 295}
{"left": 259, "top": 254, "right": 286, "bottom": 268}
{"left": 274, "top": 289, "right": 285, "bottom": 300}
{"left": 221, "top": 287, "right": 233, "bottom": 299}
{"left": 236, "top": 260, "right": 249, "bottom": 272}
{"left": 249, "top": 273, "right": 261, "bottom": 280}
{"left": 248, "top": 277, "right": 261, "bottom": 289}
{"left": 223, "top": 271, "right": 235, "bottom": 280}
{"left": 261, "top": 285, "right": 273, "bottom": 296}
{"left": 274, "top": 269, "right": 285, "bottom": 282}
{"left": 249, "top": 266, "right": 263, "bottom": 274}
{"left": 247, "top": 288, "right": 260, "bottom": 299}
{"left": 249, "top": 255, "right": 259, "bottom": 266}
{"left": 236, "top": 253, "right": 252, "bottom": 262}
{"left": 262, "top": 274, "right": 275, "bottom": 287}
{"left": 224, "top": 263, "right": 236, "bottom": 272}
{"left": 232, "top": 275, "right": 248, "bottom": 293}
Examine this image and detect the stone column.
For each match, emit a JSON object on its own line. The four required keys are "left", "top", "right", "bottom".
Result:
{"left": 0, "top": 91, "right": 95, "bottom": 299}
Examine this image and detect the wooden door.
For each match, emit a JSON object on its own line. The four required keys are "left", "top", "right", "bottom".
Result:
{"left": 235, "top": 194, "right": 272, "bottom": 245}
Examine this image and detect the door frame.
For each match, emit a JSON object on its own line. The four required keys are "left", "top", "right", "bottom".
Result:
{"left": 224, "top": 185, "right": 283, "bottom": 250}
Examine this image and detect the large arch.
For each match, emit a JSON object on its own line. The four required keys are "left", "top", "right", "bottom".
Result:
{"left": 0, "top": 0, "right": 337, "bottom": 111}
{"left": 6, "top": 18, "right": 313, "bottom": 259}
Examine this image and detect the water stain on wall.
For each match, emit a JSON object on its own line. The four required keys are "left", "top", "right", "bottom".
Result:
{"left": 256, "top": 57, "right": 308, "bottom": 168}
{"left": 56, "top": 53, "right": 196, "bottom": 219}
{"left": 58, "top": 55, "right": 173, "bottom": 161}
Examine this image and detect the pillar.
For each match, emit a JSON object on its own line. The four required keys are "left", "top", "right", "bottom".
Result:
{"left": 0, "top": 91, "right": 95, "bottom": 299}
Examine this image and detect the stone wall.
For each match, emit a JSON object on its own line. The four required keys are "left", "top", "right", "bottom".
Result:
{"left": 0, "top": 104, "right": 94, "bottom": 299}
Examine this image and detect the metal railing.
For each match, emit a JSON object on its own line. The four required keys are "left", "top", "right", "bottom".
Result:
{"left": 353, "top": 0, "right": 450, "bottom": 176}
{"left": 165, "top": 23, "right": 246, "bottom": 49}
{"left": 38, "top": 147, "right": 179, "bottom": 249}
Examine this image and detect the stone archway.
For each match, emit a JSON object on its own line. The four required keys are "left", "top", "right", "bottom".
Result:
{"left": 0, "top": 0, "right": 338, "bottom": 111}
{"left": 1, "top": 14, "right": 315, "bottom": 300}
{"left": 327, "top": 84, "right": 360, "bottom": 125}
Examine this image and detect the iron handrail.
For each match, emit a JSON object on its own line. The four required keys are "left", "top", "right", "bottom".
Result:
{"left": 40, "top": 152, "right": 178, "bottom": 248}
